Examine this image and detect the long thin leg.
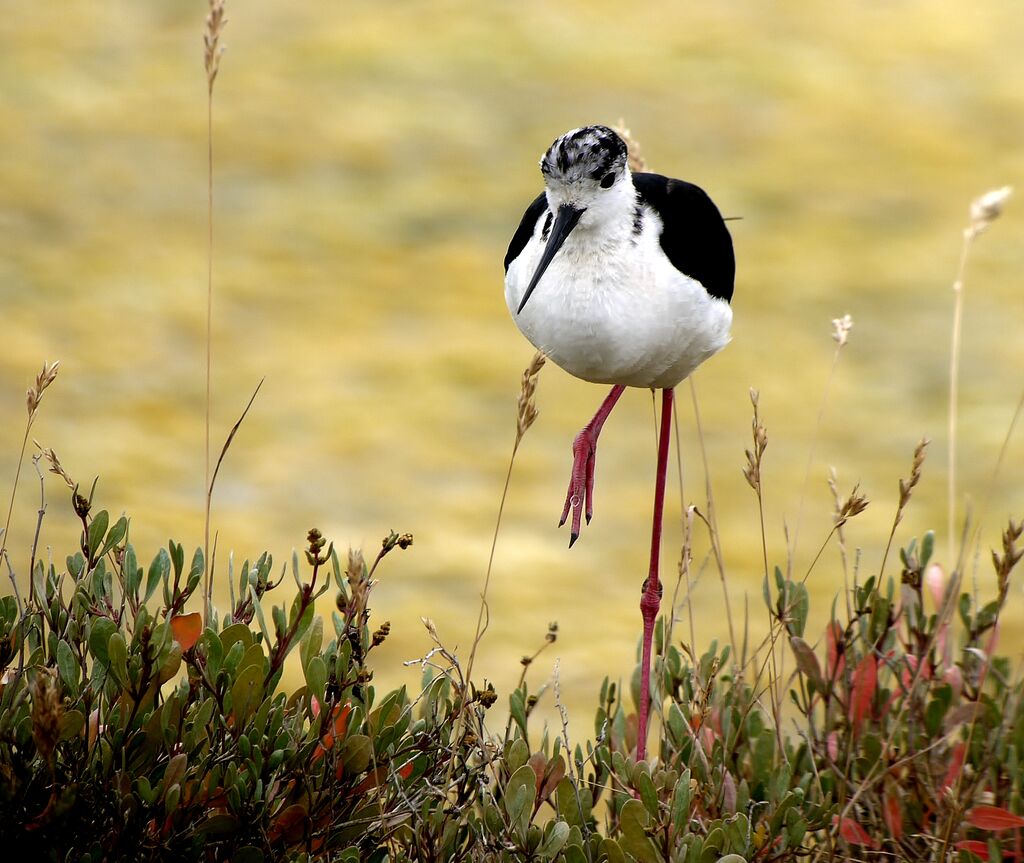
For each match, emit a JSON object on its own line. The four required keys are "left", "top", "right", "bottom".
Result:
{"left": 637, "top": 386, "right": 673, "bottom": 762}
{"left": 560, "top": 384, "right": 625, "bottom": 546}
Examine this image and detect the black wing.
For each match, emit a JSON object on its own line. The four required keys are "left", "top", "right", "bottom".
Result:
{"left": 632, "top": 173, "right": 735, "bottom": 303}
{"left": 504, "top": 192, "right": 547, "bottom": 272}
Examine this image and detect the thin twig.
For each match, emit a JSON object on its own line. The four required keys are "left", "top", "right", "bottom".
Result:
{"left": 688, "top": 377, "right": 735, "bottom": 656}
{"left": 202, "top": 0, "right": 227, "bottom": 627}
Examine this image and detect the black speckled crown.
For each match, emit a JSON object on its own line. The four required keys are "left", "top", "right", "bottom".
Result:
{"left": 540, "top": 125, "right": 628, "bottom": 182}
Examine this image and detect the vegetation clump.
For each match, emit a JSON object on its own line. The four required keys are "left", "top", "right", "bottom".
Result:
{"left": 0, "top": 463, "right": 1022, "bottom": 861}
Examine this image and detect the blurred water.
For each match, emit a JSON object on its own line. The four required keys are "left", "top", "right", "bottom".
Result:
{"left": 1, "top": 0, "right": 1022, "bottom": 732}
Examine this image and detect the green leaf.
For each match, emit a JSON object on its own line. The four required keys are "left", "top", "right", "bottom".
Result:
{"left": 636, "top": 770, "right": 658, "bottom": 819}
{"left": 88, "top": 617, "right": 117, "bottom": 665}
{"left": 300, "top": 615, "right": 323, "bottom": 678}
{"left": 87, "top": 511, "right": 109, "bottom": 559}
{"left": 504, "top": 763, "right": 537, "bottom": 835}
{"left": 123, "top": 544, "right": 141, "bottom": 598}
{"left": 107, "top": 632, "right": 128, "bottom": 686}
{"left": 59, "top": 709, "right": 85, "bottom": 740}
{"left": 304, "top": 656, "right": 327, "bottom": 701}
{"left": 231, "top": 847, "right": 264, "bottom": 863}
{"left": 230, "top": 646, "right": 265, "bottom": 725}
{"left": 56, "top": 640, "right": 80, "bottom": 693}
{"left": 506, "top": 737, "right": 530, "bottom": 773}
{"left": 921, "top": 530, "right": 935, "bottom": 567}
{"left": 340, "top": 735, "right": 372, "bottom": 774}
{"left": 169, "top": 540, "right": 184, "bottom": 580}
{"left": 186, "top": 548, "right": 204, "bottom": 594}
{"left": 99, "top": 516, "right": 128, "bottom": 559}
{"left": 601, "top": 838, "right": 627, "bottom": 863}
{"left": 510, "top": 687, "right": 528, "bottom": 737}
{"left": 785, "top": 581, "right": 809, "bottom": 637}
{"left": 671, "top": 770, "right": 692, "bottom": 832}
{"left": 248, "top": 585, "right": 271, "bottom": 646}
{"left": 538, "top": 820, "right": 570, "bottom": 858}
{"left": 145, "top": 549, "right": 170, "bottom": 604}
{"left": 618, "top": 799, "right": 658, "bottom": 862}
{"left": 220, "top": 623, "right": 253, "bottom": 654}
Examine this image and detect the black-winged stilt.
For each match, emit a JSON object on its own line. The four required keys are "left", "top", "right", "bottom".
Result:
{"left": 504, "top": 125, "right": 735, "bottom": 761}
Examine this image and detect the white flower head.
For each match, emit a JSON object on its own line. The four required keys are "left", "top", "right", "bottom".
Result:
{"left": 970, "top": 186, "right": 1012, "bottom": 234}
{"left": 831, "top": 313, "right": 853, "bottom": 347}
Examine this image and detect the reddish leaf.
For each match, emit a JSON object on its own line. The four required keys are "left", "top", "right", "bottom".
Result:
{"left": 790, "top": 636, "right": 823, "bottom": 689}
{"left": 528, "top": 752, "right": 547, "bottom": 795}
{"left": 942, "top": 741, "right": 966, "bottom": 792}
{"left": 353, "top": 766, "right": 388, "bottom": 794}
{"left": 883, "top": 791, "right": 903, "bottom": 840}
{"left": 833, "top": 815, "right": 879, "bottom": 849}
{"left": 398, "top": 760, "right": 414, "bottom": 780}
{"left": 827, "top": 731, "right": 839, "bottom": 762}
{"left": 967, "top": 805, "right": 1024, "bottom": 831}
{"left": 268, "top": 803, "right": 308, "bottom": 845}
{"left": 849, "top": 653, "right": 877, "bottom": 732}
{"left": 826, "top": 621, "right": 846, "bottom": 680}
{"left": 954, "top": 840, "right": 990, "bottom": 860}
{"left": 312, "top": 703, "right": 352, "bottom": 761}
{"left": 925, "top": 563, "right": 947, "bottom": 609}
{"left": 170, "top": 612, "right": 202, "bottom": 651}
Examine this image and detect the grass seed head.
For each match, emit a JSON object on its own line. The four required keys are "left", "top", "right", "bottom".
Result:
{"left": 515, "top": 351, "right": 546, "bottom": 444}
{"left": 969, "top": 185, "right": 1012, "bottom": 235}
{"left": 742, "top": 388, "right": 767, "bottom": 492}
{"left": 897, "top": 438, "right": 929, "bottom": 518}
{"left": 204, "top": 0, "right": 227, "bottom": 89}
{"left": 26, "top": 360, "right": 60, "bottom": 420}
{"left": 836, "top": 484, "right": 869, "bottom": 527}
{"left": 34, "top": 441, "right": 75, "bottom": 490}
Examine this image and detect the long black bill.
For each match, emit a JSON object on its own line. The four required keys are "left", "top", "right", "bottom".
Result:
{"left": 516, "top": 203, "right": 585, "bottom": 314}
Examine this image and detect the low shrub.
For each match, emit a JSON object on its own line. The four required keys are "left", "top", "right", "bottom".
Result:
{"left": 1, "top": 474, "right": 1022, "bottom": 861}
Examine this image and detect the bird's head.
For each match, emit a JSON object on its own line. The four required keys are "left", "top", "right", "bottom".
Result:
{"left": 540, "top": 125, "right": 632, "bottom": 222}
{"left": 517, "top": 125, "right": 633, "bottom": 314}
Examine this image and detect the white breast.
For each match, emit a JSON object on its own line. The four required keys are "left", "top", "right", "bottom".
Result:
{"left": 505, "top": 207, "right": 732, "bottom": 389}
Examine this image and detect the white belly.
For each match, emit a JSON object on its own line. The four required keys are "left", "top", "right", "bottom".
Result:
{"left": 505, "top": 227, "right": 732, "bottom": 389}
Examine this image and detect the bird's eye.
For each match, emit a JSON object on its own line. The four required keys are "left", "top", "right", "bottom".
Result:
{"left": 600, "top": 173, "right": 615, "bottom": 189}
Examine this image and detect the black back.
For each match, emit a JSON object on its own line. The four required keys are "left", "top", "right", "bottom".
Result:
{"left": 632, "top": 172, "right": 734, "bottom": 303}
{"left": 504, "top": 192, "right": 546, "bottom": 273}
{"left": 504, "top": 175, "right": 735, "bottom": 305}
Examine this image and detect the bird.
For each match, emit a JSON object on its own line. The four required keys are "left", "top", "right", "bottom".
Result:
{"left": 503, "top": 125, "right": 735, "bottom": 761}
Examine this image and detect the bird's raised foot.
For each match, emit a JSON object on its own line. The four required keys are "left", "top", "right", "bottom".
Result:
{"left": 559, "top": 426, "right": 600, "bottom": 546}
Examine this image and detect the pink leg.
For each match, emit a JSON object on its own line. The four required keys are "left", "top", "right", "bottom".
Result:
{"left": 560, "top": 385, "right": 626, "bottom": 547}
{"left": 637, "top": 387, "right": 673, "bottom": 762}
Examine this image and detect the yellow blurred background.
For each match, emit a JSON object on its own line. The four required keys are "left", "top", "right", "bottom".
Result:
{"left": 2, "top": 1, "right": 1022, "bottom": 734}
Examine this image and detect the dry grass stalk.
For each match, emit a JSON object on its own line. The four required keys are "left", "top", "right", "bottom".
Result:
{"left": 34, "top": 442, "right": 75, "bottom": 491}
{"left": 947, "top": 186, "right": 1012, "bottom": 564}
{"left": 800, "top": 483, "right": 869, "bottom": 586}
{"left": 202, "top": 1, "right": 228, "bottom": 626}
{"left": 31, "top": 669, "right": 62, "bottom": 768}
{"left": 879, "top": 437, "right": 929, "bottom": 578}
{"left": 790, "top": 314, "right": 853, "bottom": 572}
{"left": 992, "top": 519, "right": 1023, "bottom": 605}
{"left": 2, "top": 361, "right": 60, "bottom": 578}
{"left": 687, "top": 379, "right": 736, "bottom": 658}
{"left": 614, "top": 119, "right": 648, "bottom": 173}
{"left": 446, "top": 352, "right": 546, "bottom": 790}
{"left": 204, "top": 0, "right": 227, "bottom": 91}
{"left": 515, "top": 351, "right": 545, "bottom": 446}
{"left": 742, "top": 388, "right": 768, "bottom": 499}
{"left": 826, "top": 467, "right": 849, "bottom": 577}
